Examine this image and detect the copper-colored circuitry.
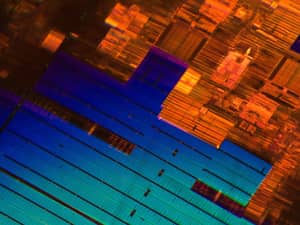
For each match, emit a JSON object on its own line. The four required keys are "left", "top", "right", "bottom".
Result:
{"left": 97, "top": 1, "right": 300, "bottom": 223}
{"left": 1, "top": 0, "right": 300, "bottom": 224}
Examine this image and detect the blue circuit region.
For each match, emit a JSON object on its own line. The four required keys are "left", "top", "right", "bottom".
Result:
{"left": 0, "top": 47, "right": 272, "bottom": 225}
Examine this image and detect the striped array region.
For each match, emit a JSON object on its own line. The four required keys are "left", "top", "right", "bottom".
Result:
{"left": 0, "top": 47, "right": 271, "bottom": 225}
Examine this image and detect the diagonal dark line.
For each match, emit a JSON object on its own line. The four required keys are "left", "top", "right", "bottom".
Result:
{"left": 0, "top": 210, "right": 24, "bottom": 225}
{"left": 0, "top": 166, "right": 106, "bottom": 225}
{"left": 6, "top": 130, "right": 179, "bottom": 225}
{"left": 0, "top": 182, "right": 72, "bottom": 224}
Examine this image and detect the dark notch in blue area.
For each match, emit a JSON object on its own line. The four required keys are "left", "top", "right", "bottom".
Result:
{"left": 0, "top": 90, "right": 21, "bottom": 129}
{"left": 291, "top": 35, "right": 300, "bottom": 54}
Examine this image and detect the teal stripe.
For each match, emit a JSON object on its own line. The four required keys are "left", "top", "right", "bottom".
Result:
{"left": 3, "top": 109, "right": 253, "bottom": 225}
{"left": 0, "top": 156, "right": 127, "bottom": 225}
{"left": 0, "top": 185, "right": 68, "bottom": 225}
{"left": 0, "top": 172, "right": 96, "bottom": 225}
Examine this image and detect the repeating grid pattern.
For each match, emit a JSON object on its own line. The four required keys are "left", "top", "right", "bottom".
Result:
{"left": 0, "top": 49, "right": 272, "bottom": 225}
